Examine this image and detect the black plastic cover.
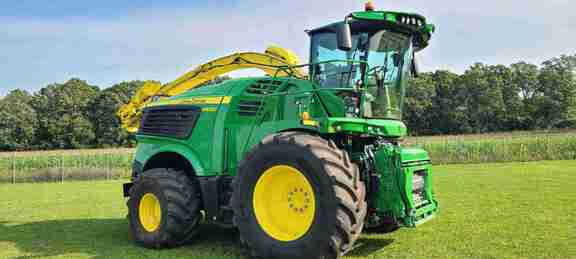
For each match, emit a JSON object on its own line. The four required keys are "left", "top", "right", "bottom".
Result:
{"left": 138, "top": 105, "right": 201, "bottom": 139}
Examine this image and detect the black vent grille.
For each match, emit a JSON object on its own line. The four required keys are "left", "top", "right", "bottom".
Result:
{"left": 245, "top": 79, "right": 283, "bottom": 95}
{"left": 139, "top": 105, "right": 201, "bottom": 139}
{"left": 237, "top": 100, "right": 264, "bottom": 116}
{"left": 412, "top": 170, "right": 428, "bottom": 207}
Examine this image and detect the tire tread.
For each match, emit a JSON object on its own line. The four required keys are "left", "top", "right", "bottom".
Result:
{"left": 128, "top": 168, "right": 202, "bottom": 249}
{"left": 233, "top": 132, "right": 367, "bottom": 258}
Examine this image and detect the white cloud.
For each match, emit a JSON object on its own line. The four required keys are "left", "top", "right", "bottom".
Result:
{"left": 1, "top": 0, "right": 575, "bottom": 96}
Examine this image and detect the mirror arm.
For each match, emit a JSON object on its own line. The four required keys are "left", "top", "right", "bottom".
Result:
{"left": 411, "top": 51, "right": 420, "bottom": 78}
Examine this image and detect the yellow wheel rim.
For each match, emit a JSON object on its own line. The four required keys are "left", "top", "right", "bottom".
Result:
{"left": 253, "top": 165, "right": 316, "bottom": 241}
{"left": 139, "top": 193, "right": 162, "bottom": 232}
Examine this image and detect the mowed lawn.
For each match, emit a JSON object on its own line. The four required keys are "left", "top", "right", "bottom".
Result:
{"left": 0, "top": 161, "right": 575, "bottom": 259}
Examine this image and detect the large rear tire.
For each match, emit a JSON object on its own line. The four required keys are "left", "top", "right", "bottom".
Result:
{"left": 232, "top": 132, "right": 367, "bottom": 259}
{"left": 127, "top": 168, "right": 202, "bottom": 249}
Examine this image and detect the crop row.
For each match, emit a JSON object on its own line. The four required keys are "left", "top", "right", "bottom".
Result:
{"left": 419, "top": 135, "right": 576, "bottom": 164}
{"left": 0, "top": 153, "right": 134, "bottom": 183}
{"left": 1, "top": 135, "right": 575, "bottom": 183}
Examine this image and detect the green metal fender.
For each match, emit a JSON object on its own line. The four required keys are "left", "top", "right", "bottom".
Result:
{"left": 134, "top": 140, "right": 207, "bottom": 176}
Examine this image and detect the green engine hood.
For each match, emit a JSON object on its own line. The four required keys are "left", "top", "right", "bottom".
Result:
{"left": 400, "top": 147, "right": 430, "bottom": 163}
{"left": 322, "top": 117, "right": 407, "bottom": 138}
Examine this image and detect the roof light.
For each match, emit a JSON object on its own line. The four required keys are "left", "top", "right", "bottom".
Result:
{"left": 302, "top": 111, "right": 310, "bottom": 120}
{"left": 365, "top": 1, "right": 375, "bottom": 11}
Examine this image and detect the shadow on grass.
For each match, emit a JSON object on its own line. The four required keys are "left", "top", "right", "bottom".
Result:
{"left": 347, "top": 237, "right": 394, "bottom": 257}
{"left": 0, "top": 219, "right": 246, "bottom": 259}
{"left": 0, "top": 219, "right": 394, "bottom": 259}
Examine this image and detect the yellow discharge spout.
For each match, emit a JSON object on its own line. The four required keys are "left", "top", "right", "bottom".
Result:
{"left": 117, "top": 46, "right": 304, "bottom": 133}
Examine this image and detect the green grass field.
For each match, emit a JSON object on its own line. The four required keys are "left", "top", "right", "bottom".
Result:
{"left": 1, "top": 160, "right": 574, "bottom": 259}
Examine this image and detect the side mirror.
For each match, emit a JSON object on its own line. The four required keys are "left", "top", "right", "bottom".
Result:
{"left": 336, "top": 22, "right": 352, "bottom": 51}
{"left": 392, "top": 53, "right": 401, "bottom": 67}
{"left": 411, "top": 53, "right": 420, "bottom": 78}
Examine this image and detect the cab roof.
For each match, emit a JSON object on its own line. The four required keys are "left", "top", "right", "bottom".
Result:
{"left": 307, "top": 10, "right": 435, "bottom": 51}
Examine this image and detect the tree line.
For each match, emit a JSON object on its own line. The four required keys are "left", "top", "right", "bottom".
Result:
{"left": 0, "top": 76, "right": 230, "bottom": 151}
{"left": 405, "top": 54, "right": 576, "bottom": 135}
{"left": 0, "top": 79, "right": 142, "bottom": 151}
{"left": 0, "top": 55, "right": 574, "bottom": 151}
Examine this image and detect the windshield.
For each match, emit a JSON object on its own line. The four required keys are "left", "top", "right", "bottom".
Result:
{"left": 310, "top": 32, "right": 368, "bottom": 89}
{"left": 310, "top": 29, "right": 413, "bottom": 120}
{"left": 365, "top": 31, "right": 412, "bottom": 119}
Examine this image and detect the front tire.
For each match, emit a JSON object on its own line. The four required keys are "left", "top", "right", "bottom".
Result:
{"left": 127, "top": 168, "right": 202, "bottom": 249}
{"left": 232, "top": 132, "right": 367, "bottom": 259}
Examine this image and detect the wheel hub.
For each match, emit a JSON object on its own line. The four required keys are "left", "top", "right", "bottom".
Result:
{"left": 253, "top": 165, "right": 316, "bottom": 241}
{"left": 287, "top": 187, "right": 312, "bottom": 213}
{"left": 139, "top": 193, "right": 162, "bottom": 232}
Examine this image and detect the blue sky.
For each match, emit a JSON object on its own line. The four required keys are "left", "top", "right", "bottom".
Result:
{"left": 1, "top": 0, "right": 575, "bottom": 96}
{"left": 0, "top": 1, "right": 231, "bottom": 18}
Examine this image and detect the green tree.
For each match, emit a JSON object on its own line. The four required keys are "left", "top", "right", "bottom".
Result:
{"left": 536, "top": 55, "right": 576, "bottom": 128}
{"left": 511, "top": 62, "right": 540, "bottom": 100}
{"left": 458, "top": 63, "right": 506, "bottom": 133}
{"left": 405, "top": 73, "right": 436, "bottom": 135}
{"left": 88, "top": 81, "right": 143, "bottom": 147}
{"left": 486, "top": 64, "right": 513, "bottom": 131}
{"left": 0, "top": 90, "right": 37, "bottom": 150}
{"left": 428, "top": 70, "right": 469, "bottom": 134}
{"left": 31, "top": 78, "right": 99, "bottom": 149}
{"left": 509, "top": 62, "right": 540, "bottom": 129}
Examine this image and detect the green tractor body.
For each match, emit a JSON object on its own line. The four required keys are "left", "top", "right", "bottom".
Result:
{"left": 124, "top": 7, "right": 438, "bottom": 258}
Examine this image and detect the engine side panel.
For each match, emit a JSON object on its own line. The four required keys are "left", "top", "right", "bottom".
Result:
{"left": 134, "top": 77, "right": 324, "bottom": 177}
{"left": 221, "top": 78, "right": 324, "bottom": 176}
{"left": 134, "top": 79, "right": 241, "bottom": 176}
{"left": 372, "top": 145, "right": 438, "bottom": 227}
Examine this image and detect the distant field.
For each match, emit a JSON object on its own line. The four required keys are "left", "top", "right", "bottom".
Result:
{"left": 405, "top": 129, "right": 576, "bottom": 144}
{"left": 0, "top": 149, "right": 134, "bottom": 183}
{"left": 404, "top": 130, "right": 576, "bottom": 164}
{"left": 0, "top": 160, "right": 574, "bottom": 259}
{"left": 0, "top": 130, "right": 575, "bottom": 182}
{"left": 0, "top": 148, "right": 134, "bottom": 158}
